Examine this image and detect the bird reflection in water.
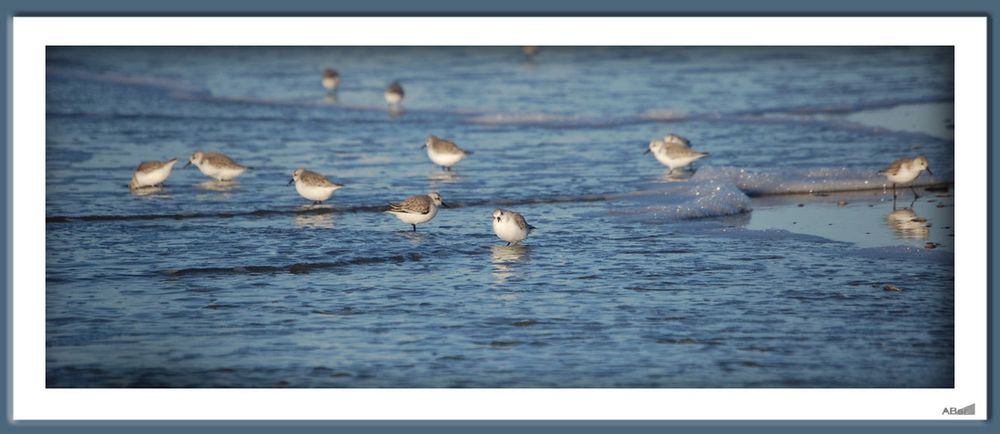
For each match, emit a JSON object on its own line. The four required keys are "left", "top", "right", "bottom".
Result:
{"left": 294, "top": 204, "right": 335, "bottom": 229}
{"left": 491, "top": 244, "right": 529, "bottom": 283}
{"left": 196, "top": 180, "right": 239, "bottom": 192}
{"left": 885, "top": 207, "right": 929, "bottom": 240}
{"left": 129, "top": 185, "right": 166, "bottom": 197}
{"left": 428, "top": 170, "right": 462, "bottom": 184}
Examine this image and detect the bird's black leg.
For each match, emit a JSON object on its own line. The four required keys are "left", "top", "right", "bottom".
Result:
{"left": 910, "top": 185, "right": 920, "bottom": 200}
{"left": 892, "top": 183, "right": 897, "bottom": 199}
{"left": 506, "top": 242, "right": 511, "bottom": 246}
{"left": 412, "top": 224, "right": 417, "bottom": 232}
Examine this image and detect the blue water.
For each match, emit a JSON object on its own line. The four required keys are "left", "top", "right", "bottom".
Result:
{"left": 45, "top": 47, "right": 954, "bottom": 387}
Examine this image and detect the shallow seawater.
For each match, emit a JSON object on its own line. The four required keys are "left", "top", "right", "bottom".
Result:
{"left": 46, "top": 47, "right": 954, "bottom": 388}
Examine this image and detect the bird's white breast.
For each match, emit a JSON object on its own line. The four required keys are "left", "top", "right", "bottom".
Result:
{"left": 384, "top": 92, "right": 403, "bottom": 104}
{"left": 322, "top": 77, "right": 339, "bottom": 90}
{"left": 390, "top": 204, "right": 437, "bottom": 225}
{"left": 295, "top": 182, "right": 337, "bottom": 201}
{"left": 887, "top": 165, "right": 921, "bottom": 184}
{"left": 493, "top": 218, "right": 527, "bottom": 242}
{"left": 134, "top": 165, "right": 174, "bottom": 187}
{"left": 427, "top": 147, "right": 465, "bottom": 167}
{"left": 198, "top": 163, "right": 245, "bottom": 181}
{"left": 654, "top": 150, "right": 703, "bottom": 170}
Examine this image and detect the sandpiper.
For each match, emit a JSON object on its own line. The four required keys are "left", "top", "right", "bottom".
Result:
{"left": 663, "top": 133, "right": 690, "bottom": 146}
{"left": 128, "top": 158, "right": 179, "bottom": 190}
{"left": 385, "top": 192, "right": 447, "bottom": 232}
{"left": 522, "top": 46, "right": 540, "bottom": 60}
{"left": 288, "top": 168, "right": 344, "bottom": 204}
{"left": 423, "top": 135, "right": 472, "bottom": 171}
{"left": 878, "top": 156, "right": 932, "bottom": 199}
{"left": 321, "top": 68, "right": 340, "bottom": 93}
{"left": 492, "top": 209, "right": 535, "bottom": 246}
{"left": 645, "top": 133, "right": 709, "bottom": 174}
{"left": 185, "top": 151, "right": 248, "bottom": 181}
{"left": 384, "top": 81, "right": 404, "bottom": 107}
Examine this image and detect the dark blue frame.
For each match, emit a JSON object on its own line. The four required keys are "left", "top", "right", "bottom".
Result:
{"left": 2, "top": 1, "right": 994, "bottom": 433}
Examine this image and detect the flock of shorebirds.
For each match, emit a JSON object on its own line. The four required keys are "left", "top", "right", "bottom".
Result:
{"left": 125, "top": 54, "right": 935, "bottom": 245}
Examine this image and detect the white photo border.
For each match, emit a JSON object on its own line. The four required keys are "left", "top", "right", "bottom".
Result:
{"left": 12, "top": 17, "right": 987, "bottom": 420}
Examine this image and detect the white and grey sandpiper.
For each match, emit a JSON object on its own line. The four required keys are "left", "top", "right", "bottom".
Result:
{"left": 321, "top": 68, "right": 340, "bottom": 93}
{"left": 878, "top": 156, "right": 932, "bottom": 199}
{"left": 522, "top": 46, "right": 540, "bottom": 60}
{"left": 645, "top": 133, "right": 709, "bottom": 174}
{"left": 385, "top": 192, "right": 447, "bottom": 232}
{"left": 185, "top": 151, "right": 248, "bottom": 181}
{"left": 492, "top": 209, "right": 535, "bottom": 246}
{"left": 384, "top": 81, "right": 404, "bottom": 107}
{"left": 423, "top": 135, "right": 472, "bottom": 171}
{"left": 288, "top": 168, "right": 344, "bottom": 204}
{"left": 128, "top": 158, "right": 179, "bottom": 190}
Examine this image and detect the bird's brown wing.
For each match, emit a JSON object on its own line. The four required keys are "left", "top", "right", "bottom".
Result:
{"left": 430, "top": 137, "right": 465, "bottom": 154}
{"left": 204, "top": 153, "right": 246, "bottom": 169}
{"left": 662, "top": 143, "right": 704, "bottom": 159}
{"left": 879, "top": 158, "right": 907, "bottom": 175}
{"left": 300, "top": 170, "right": 337, "bottom": 187}
{"left": 511, "top": 212, "right": 530, "bottom": 231}
{"left": 134, "top": 160, "right": 164, "bottom": 173}
{"left": 388, "top": 195, "right": 430, "bottom": 214}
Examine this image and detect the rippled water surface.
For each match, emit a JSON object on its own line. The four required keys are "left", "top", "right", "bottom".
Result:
{"left": 46, "top": 47, "right": 954, "bottom": 387}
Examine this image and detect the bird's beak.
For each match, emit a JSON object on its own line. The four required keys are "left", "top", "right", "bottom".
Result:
{"left": 287, "top": 178, "right": 295, "bottom": 185}
{"left": 420, "top": 143, "right": 427, "bottom": 149}
{"left": 926, "top": 167, "right": 933, "bottom": 175}
{"left": 441, "top": 202, "right": 450, "bottom": 208}
{"left": 643, "top": 148, "right": 651, "bottom": 155}
{"left": 183, "top": 161, "right": 191, "bottom": 168}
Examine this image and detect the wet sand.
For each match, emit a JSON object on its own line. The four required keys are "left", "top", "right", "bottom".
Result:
{"left": 745, "top": 185, "right": 954, "bottom": 251}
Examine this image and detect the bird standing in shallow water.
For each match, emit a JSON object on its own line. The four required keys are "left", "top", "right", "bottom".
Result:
{"left": 384, "top": 81, "right": 404, "bottom": 110}
{"left": 385, "top": 192, "right": 447, "bottom": 232}
{"left": 423, "top": 135, "right": 472, "bottom": 171}
{"left": 878, "top": 155, "right": 932, "bottom": 202}
{"left": 645, "top": 133, "right": 709, "bottom": 175}
{"left": 492, "top": 209, "right": 535, "bottom": 246}
{"left": 128, "top": 158, "right": 178, "bottom": 190}
{"left": 185, "top": 151, "right": 248, "bottom": 181}
{"left": 321, "top": 68, "right": 340, "bottom": 93}
{"left": 522, "top": 46, "right": 540, "bottom": 60}
{"left": 288, "top": 168, "right": 344, "bottom": 205}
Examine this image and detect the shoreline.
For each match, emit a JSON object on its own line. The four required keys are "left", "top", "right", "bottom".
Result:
{"left": 743, "top": 185, "right": 954, "bottom": 251}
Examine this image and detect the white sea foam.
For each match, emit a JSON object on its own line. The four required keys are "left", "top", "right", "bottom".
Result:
{"left": 466, "top": 113, "right": 576, "bottom": 125}
{"left": 638, "top": 109, "right": 689, "bottom": 121}
{"left": 608, "top": 164, "right": 951, "bottom": 224}
{"left": 609, "top": 179, "right": 752, "bottom": 222}
{"left": 691, "top": 166, "right": 950, "bottom": 196}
